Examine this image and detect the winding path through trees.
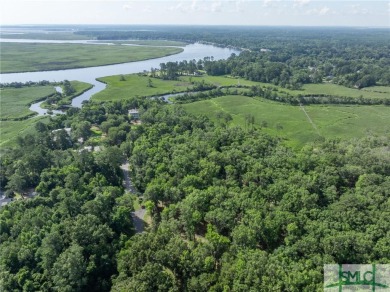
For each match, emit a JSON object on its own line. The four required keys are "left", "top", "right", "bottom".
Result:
{"left": 120, "top": 161, "right": 146, "bottom": 233}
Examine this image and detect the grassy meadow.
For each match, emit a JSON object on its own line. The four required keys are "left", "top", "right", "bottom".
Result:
{"left": 361, "top": 86, "right": 390, "bottom": 94}
{"left": 93, "top": 75, "right": 195, "bottom": 102}
{"left": 182, "top": 95, "right": 390, "bottom": 148}
{"left": 1, "top": 81, "right": 92, "bottom": 120}
{"left": 0, "top": 117, "right": 50, "bottom": 148}
{"left": 92, "top": 73, "right": 390, "bottom": 103}
{"left": 0, "top": 81, "right": 92, "bottom": 147}
{"left": 0, "top": 43, "right": 183, "bottom": 73}
{"left": 92, "top": 74, "right": 277, "bottom": 102}
{"left": 301, "top": 83, "right": 389, "bottom": 100}
{"left": 0, "top": 86, "right": 56, "bottom": 120}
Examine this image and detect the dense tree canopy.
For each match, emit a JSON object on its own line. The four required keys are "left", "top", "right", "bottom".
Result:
{"left": 1, "top": 25, "right": 389, "bottom": 291}
{"left": 1, "top": 95, "right": 388, "bottom": 291}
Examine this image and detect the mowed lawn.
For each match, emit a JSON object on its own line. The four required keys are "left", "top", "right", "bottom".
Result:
{"left": 0, "top": 86, "right": 56, "bottom": 120}
{"left": 183, "top": 95, "right": 390, "bottom": 148}
{"left": 0, "top": 43, "right": 183, "bottom": 73}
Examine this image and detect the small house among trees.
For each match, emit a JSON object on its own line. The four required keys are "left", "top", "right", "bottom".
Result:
{"left": 128, "top": 109, "right": 140, "bottom": 120}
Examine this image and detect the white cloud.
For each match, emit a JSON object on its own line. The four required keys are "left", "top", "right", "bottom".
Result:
{"left": 294, "top": 0, "right": 311, "bottom": 7}
{"left": 168, "top": 0, "right": 225, "bottom": 14}
{"left": 234, "top": 0, "right": 245, "bottom": 13}
{"left": 347, "top": 4, "right": 369, "bottom": 15}
{"left": 306, "top": 5, "right": 330, "bottom": 16}
{"left": 318, "top": 6, "right": 330, "bottom": 15}
{"left": 190, "top": 0, "right": 197, "bottom": 10}
{"left": 168, "top": 1, "right": 186, "bottom": 12}
{"left": 263, "top": 0, "right": 281, "bottom": 8}
{"left": 211, "top": 1, "right": 222, "bottom": 13}
{"left": 122, "top": 4, "right": 132, "bottom": 11}
{"left": 143, "top": 5, "right": 152, "bottom": 13}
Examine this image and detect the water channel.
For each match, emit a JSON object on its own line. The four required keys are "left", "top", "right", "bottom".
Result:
{"left": 0, "top": 40, "right": 239, "bottom": 115}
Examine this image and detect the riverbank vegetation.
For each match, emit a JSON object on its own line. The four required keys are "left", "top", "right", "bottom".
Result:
{"left": 41, "top": 80, "right": 93, "bottom": 110}
{"left": 0, "top": 85, "right": 56, "bottom": 120}
{"left": 0, "top": 43, "right": 183, "bottom": 73}
{"left": 0, "top": 80, "right": 92, "bottom": 120}
{"left": 0, "top": 81, "right": 92, "bottom": 147}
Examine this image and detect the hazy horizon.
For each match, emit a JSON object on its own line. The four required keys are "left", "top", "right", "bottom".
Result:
{"left": 1, "top": 1, "right": 389, "bottom": 28}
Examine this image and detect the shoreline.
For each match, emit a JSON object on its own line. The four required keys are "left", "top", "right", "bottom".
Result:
{"left": 0, "top": 47, "right": 184, "bottom": 75}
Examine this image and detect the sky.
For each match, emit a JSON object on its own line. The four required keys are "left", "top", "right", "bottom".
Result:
{"left": 0, "top": 0, "right": 389, "bottom": 27}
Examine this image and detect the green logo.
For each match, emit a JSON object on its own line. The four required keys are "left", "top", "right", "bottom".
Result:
{"left": 324, "top": 264, "right": 390, "bottom": 291}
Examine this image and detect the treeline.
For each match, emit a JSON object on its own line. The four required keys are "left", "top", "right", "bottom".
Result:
{"left": 0, "top": 80, "right": 52, "bottom": 88}
{"left": 157, "top": 60, "right": 202, "bottom": 80}
{"left": 76, "top": 26, "right": 390, "bottom": 89}
{"left": 203, "top": 51, "right": 389, "bottom": 90}
{"left": 1, "top": 97, "right": 389, "bottom": 291}
{"left": 171, "top": 84, "right": 390, "bottom": 106}
{"left": 243, "top": 85, "right": 390, "bottom": 106}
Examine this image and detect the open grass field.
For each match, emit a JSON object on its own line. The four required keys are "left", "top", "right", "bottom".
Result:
{"left": 0, "top": 86, "right": 56, "bottom": 120}
{"left": 93, "top": 75, "right": 195, "bottom": 102}
{"left": 182, "top": 95, "right": 390, "bottom": 148}
{"left": 93, "top": 73, "right": 390, "bottom": 103}
{"left": 301, "top": 83, "right": 389, "bottom": 100}
{"left": 0, "top": 43, "right": 183, "bottom": 73}
{"left": 362, "top": 86, "right": 390, "bottom": 94}
{"left": 0, "top": 117, "right": 50, "bottom": 148}
{"left": 92, "top": 74, "right": 278, "bottom": 102}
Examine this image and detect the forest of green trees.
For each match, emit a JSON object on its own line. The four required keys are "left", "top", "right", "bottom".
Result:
{"left": 1, "top": 26, "right": 389, "bottom": 291}
{"left": 78, "top": 26, "right": 390, "bottom": 89}
{"left": 1, "top": 95, "right": 389, "bottom": 291}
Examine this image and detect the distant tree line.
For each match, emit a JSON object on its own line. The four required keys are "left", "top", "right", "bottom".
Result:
{"left": 0, "top": 80, "right": 52, "bottom": 88}
{"left": 76, "top": 26, "right": 390, "bottom": 89}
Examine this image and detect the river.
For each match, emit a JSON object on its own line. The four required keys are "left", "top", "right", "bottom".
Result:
{"left": 0, "top": 41, "right": 239, "bottom": 110}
